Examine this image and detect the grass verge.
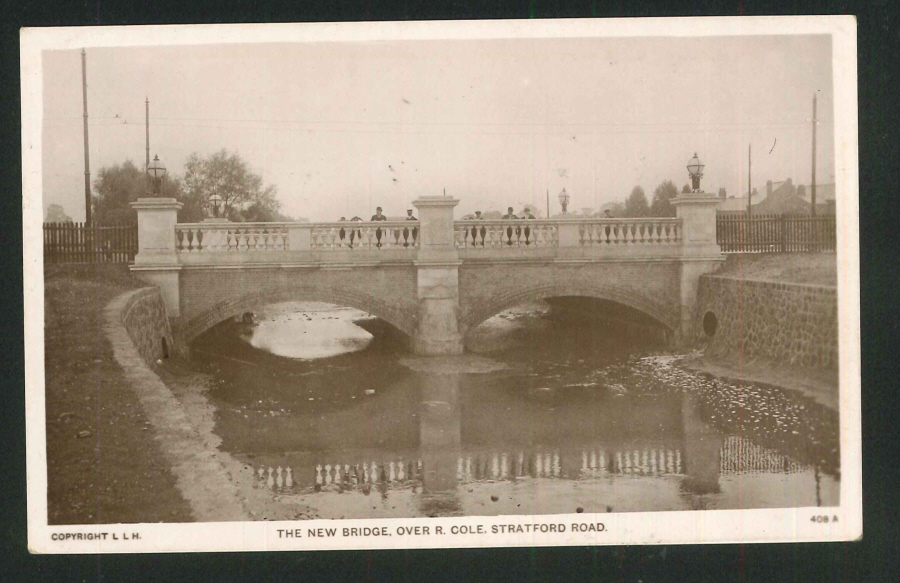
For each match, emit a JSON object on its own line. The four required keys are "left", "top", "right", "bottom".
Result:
{"left": 43, "top": 264, "right": 193, "bottom": 524}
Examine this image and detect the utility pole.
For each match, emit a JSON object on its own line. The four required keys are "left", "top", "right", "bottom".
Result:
{"left": 546, "top": 189, "right": 550, "bottom": 218}
{"left": 145, "top": 97, "right": 150, "bottom": 172}
{"left": 811, "top": 93, "right": 817, "bottom": 217}
{"left": 747, "top": 143, "right": 752, "bottom": 218}
{"left": 81, "top": 48, "right": 92, "bottom": 226}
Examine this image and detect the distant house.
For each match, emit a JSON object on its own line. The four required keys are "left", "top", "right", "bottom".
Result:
{"left": 717, "top": 189, "right": 765, "bottom": 216}
{"left": 717, "top": 178, "right": 836, "bottom": 216}
{"left": 753, "top": 179, "right": 836, "bottom": 215}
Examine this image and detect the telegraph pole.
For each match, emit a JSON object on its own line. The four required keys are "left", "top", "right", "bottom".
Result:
{"left": 546, "top": 189, "right": 550, "bottom": 218}
{"left": 145, "top": 97, "right": 150, "bottom": 172}
{"left": 811, "top": 93, "right": 817, "bottom": 217}
{"left": 81, "top": 48, "right": 92, "bottom": 225}
{"left": 747, "top": 143, "right": 752, "bottom": 218}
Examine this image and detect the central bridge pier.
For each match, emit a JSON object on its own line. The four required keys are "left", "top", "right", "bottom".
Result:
{"left": 130, "top": 193, "right": 723, "bottom": 356}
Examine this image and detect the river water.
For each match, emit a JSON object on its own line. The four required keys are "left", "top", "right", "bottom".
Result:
{"left": 189, "top": 300, "right": 840, "bottom": 520}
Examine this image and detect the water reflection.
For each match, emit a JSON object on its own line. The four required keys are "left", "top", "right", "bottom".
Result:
{"left": 236, "top": 373, "right": 838, "bottom": 518}
{"left": 244, "top": 302, "right": 374, "bottom": 360}
{"left": 193, "top": 301, "right": 840, "bottom": 519}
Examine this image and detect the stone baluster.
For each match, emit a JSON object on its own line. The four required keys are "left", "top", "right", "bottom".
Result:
{"left": 205, "top": 228, "right": 217, "bottom": 252}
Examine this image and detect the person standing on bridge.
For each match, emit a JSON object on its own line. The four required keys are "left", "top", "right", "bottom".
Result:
{"left": 371, "top": 206, "right": 387, "bottom": 247}
{"left": 603, "top": 208, "right": 615, "bottom": 242}
{"left": 338, "top": 217, "right": 347, "bottom": 247}
{"left": 502, "top": 206, "right": 519, "bottom": 245}
{"left": 403, "top": 209, "right": 417, "bottom": 247}
{"left": 349, "top": 216, "right": 363, "bottom": 248}
{"left": 521, "top": 207, "right": 536, "bottom": 245}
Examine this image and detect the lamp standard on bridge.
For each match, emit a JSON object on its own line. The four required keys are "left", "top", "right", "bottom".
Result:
{"left": 687, "top": 153, "right": 705, "bottom": 193}
{"left": 147, "top": 154, "right": 167, "bottom": 196}
{"left": 558, "top": 188, "right": 570, "bottom": 214}
{"left": 209, "top": 193, "right": 223, "bottom": 218}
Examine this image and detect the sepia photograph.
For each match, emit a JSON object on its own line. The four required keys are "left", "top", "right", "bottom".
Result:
{"left": 22, "top": 17, "right": 860, "bottom": 552}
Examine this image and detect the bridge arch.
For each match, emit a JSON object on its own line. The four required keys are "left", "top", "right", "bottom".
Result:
{"left": 175, "top": 283, "right": 418, "bottom": 346}
{"left": 459, "top": 281, "right": 679, "bottom": 336}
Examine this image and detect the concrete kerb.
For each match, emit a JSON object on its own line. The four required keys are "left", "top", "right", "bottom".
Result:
{"left": 104, "top": 288, "right": 248, "bottom": 522}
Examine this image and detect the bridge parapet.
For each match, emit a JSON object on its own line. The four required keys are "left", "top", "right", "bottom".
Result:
{"left": 454, "top": 217, "right": 681, "bottom": 249}
{"left": 175, "top": 220, "right": 419, "bottom": 254}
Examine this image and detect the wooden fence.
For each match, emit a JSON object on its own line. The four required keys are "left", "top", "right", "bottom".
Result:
{"left": 716, "top": 214, "right": 836, "bottom": 253}
{"left": 43, "top": 222, "right": 138, "bottom": 264}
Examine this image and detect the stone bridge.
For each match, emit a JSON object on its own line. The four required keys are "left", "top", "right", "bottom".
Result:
{"left": 130, "top": 193, "right": 723, "bottom": 355}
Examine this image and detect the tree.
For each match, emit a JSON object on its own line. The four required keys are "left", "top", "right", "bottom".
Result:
{"left": 682, "top": 184, "right": 691, "bottom": 194}
{"left": 650, "top": 180, "right": 678, "bottom": 217}
{"left": 624, "top": 186, "right": 650, "bottom": 217}
{"left": 599, "top": 201, "right": 626, "bottom": 217}
{"left": 92, "top": 160, "right": 186, "bottom": 224}
{"left": 45, "top": 204, "right": 72, "bottom": 223}
{"left": 183, "top": 149, "right": 284, "bottom": 221}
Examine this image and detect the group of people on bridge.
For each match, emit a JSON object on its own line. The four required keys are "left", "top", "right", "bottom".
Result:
{"left": 336, "top": 207, "right": 418, "bottom": 248}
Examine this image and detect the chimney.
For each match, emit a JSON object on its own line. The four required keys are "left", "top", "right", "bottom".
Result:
{"left": 766, "top": 180, "right": 773, "bottom": 197}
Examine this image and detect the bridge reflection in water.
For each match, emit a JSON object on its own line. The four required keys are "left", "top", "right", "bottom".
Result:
{"left": 237, "top": 373, "right": 837, "bottom": 518}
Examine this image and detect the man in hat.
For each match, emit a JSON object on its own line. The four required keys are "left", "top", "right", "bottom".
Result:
{"left": 501, "top": 206, "right": 519, "bottom": 245}
{"left": 521, "top": 207, "right": 536, "bottom": 245}
{"left": 403, "top": 209, "right": 417, "bottom": 247}
{"left": 371, "top": 206, "right": 387, "bottom": 247}
{"left": 471, "top": 210, "right": 486, "bottom": 246}
{"left": 603, "top": 208, "right": 615, "bottom": 242}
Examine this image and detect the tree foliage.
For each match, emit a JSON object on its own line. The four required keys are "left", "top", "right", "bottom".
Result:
{"left": 45, "top": 203, "right": 72, "bottom": 223}
{"left": 183, "top": 149, "right": 289, "bottom": 221}
{"left": 92, "top": 160, "right": 186, "bottom": 224}
{"left": 682, "top": 184, "right": 691, "bottom": 193}
{"left": 624, "top": 186, "right": 650, "bottom": 217}
{"left": 91, "top": 151, "right": 289, "bottom": 225}
{"left": 650, "top": 180, "right": 678, "bottom": 217}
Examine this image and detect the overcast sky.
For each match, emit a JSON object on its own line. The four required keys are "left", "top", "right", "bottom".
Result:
{"left": 42, "top": 34, "right": 834, "bottom": 222}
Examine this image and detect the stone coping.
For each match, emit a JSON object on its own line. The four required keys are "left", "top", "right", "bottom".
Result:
{"left": 702, "top": 273, "right": 837, "bottom": 292}
{"left": 105, "top": 287, "right": 247, "bottom": 522}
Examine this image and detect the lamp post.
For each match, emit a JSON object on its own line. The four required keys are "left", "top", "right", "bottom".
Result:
{"left": 209, "top": 193, "right": 223, "bottom": 218}
{"left": 558, "top": 188, "right": 570, "bottom": 214}
{"left": 147, "top": 154, "right": 167, "bottom": 196}
{"left": 687, "top": 153, "right": 705, "bottom": 193}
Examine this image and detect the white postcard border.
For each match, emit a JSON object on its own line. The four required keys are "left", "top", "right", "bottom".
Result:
{"left": 22, "top": 16, "right": 861, "bottom": 554}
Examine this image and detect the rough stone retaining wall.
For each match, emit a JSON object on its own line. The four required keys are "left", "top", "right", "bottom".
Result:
{"left": 695, "top": 275, "right": 838, "bottom": 370}
{"left": 106, "top": 288, "right": 248, "bottom": 522}
{"left": 120, "top": 287, "right": 175, "bottom": 364}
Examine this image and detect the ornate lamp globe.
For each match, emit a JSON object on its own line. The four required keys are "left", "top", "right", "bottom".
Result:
{"left": 147, "top": 154, "right": 167, "bottom": 196}
{"left": 558, "top": 188, "right": 571, "bottom": 214}
{"left": 687, "top": 153, "right": 705, "bottom": 193}
{"left": 209, "top": 193, "right": 224, "bottom": 218}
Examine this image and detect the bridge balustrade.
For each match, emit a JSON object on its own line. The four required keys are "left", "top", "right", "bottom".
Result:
{"left": 455, "top": 219, "right": 558, "bottom": 248}
{"left": 454, "top": 218, "right": 682, "bottom": 249}
{"left": 577, "top": 218, "right": 682, "bottom": 246}
{"left": 310, "top": 221, "right": 418, "bottom": 250}
{"left": 176, "top": 223, "right": 292, "bottom": 253}
{"left": 174, "top": 221, "right": 419, "bottom": 253}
